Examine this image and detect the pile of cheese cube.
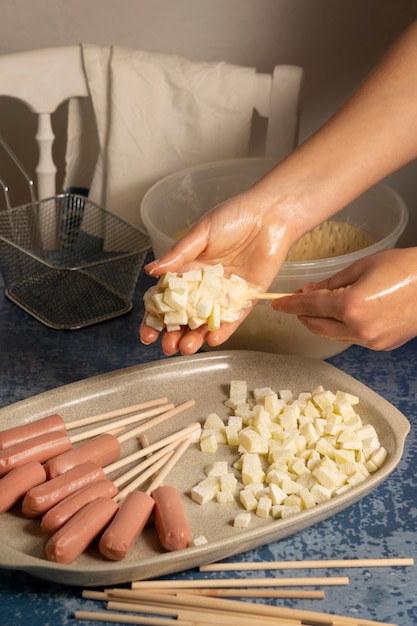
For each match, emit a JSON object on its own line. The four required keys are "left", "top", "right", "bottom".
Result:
{"left": 143, "top": 264, "right": 255, "bottom": 332}
{"left": 191, "top": 380, "right": 387, "bottom": 528}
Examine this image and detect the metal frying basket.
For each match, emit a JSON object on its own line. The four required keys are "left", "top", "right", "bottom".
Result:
{"left": 0, "top": 136, "right": 151, "bottom": 329}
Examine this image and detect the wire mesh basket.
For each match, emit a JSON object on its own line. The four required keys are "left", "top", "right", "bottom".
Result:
{"left": 0, "top": 137, "right": 151, "bottom": 329}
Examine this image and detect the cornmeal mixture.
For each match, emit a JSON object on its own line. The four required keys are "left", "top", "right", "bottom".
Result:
{"left": 285, "top": 221, "right": 376, "bottom": 261}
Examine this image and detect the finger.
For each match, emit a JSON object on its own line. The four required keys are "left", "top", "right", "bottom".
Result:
{"left": 145, "top": 224, "right": 210, "bottom": 276}
{"left": 298, "top": 314, "right": 351, "bottom": 341}
{"left": 272, "top": 288, "right": 344, "bottom": 317}
{"left": 139, "top": 319, "right": 161, "bottom": 345}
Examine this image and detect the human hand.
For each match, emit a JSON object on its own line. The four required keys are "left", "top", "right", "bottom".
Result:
{"left": 272, "top": 248, "right": 417, "bottom": 350}
{"left": 140, "top": 189, "right": 295, "bottom": 355}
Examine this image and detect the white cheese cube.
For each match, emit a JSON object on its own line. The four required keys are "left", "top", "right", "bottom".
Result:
{"left": 312, "top": 389, "right": 336, "bottom": 411}
{"left": 205, "top": 461, "right": 229, "bottom": 477}
{"left": 268, "top": 483, "right": 287, "bottom": 505}
{"left": 279, "top": 389, "right": 293, "bottom": 403}
{"left": 144, "top": 313, "right": 164, "bottom": 331}
{"left": 188, "top": 316, "right": 207, "bottom": 329}
{"left": 188, "top": 534, "right": 208, "bottom": 546}
{"left": 225, "top": 424, "right": 240, "bottom": 446}
{"left": 239, "top": 429, "right": 269, "bottom": 455}
{"left": 199, "top": 432, "right": 219, "bottom": 453}
{"left": 216, "top": 491, "right": 235, "bottom": 504}
{"left": 312, "top": 463, "right": 346, "bottom": 491}
{"left": 196, "top": 297, "right": 214, "bottom": 319}
{"left": 335, "top": 390, "right": 359, "bottom": 405}
{"left": 233, "top": 512, "right": 251, "bottom": 528}
{"left": 191, "top": 477, "right": 219, "bottom": 504}
{"left": 264, "top": 393, "right": 284, "bottom": 417}
{"left": 151, "top": 292, "right": 174, "bottom": 313}
{"left": 272, "top": 504, "right": 301, "bottom": 519}
{"left": 239, "top": 488, "right": 258, "bottom": 511}
{"left": 241, "top": 453, "right": 266, "bottom": 485}
{"left": 203, "top": 413, "right": 226, "bottom": 430}
{"left": 208, "top": 302, "right": 221, "bottom": 330}
{"left": 182, "top": 269, "right": 203, "bottom": 282}
{"left": 227, "top": 380, "right": 248, "bottom": 407}
{"left": 310, "top": 483, "right": 332, "bottom": 504}
{"left": 220, "top": 473, "right": 238, "bottom": 493}
{"left": 163, "top": 288, "right": 188, "bottom": 312}
{"left": 371, "top": 446, "right": 388, "bottom": 468}
{"left": 164, "top": 310, "right": 188, "bottom": 326}
{"left": 256, "top": 495, "right": 272, "bottom": 519}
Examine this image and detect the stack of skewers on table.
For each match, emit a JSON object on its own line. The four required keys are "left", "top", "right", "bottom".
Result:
{"left": 0, "top": 396, "right": 199, "bottom": 564}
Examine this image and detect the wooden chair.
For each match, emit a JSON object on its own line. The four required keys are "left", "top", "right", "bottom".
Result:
{"left": 0, "top": 45, "right": 303, "bottom": 201}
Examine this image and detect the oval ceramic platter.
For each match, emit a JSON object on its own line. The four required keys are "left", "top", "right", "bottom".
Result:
{"left": 0, "top": 351, "right": 410, "bottom": 587}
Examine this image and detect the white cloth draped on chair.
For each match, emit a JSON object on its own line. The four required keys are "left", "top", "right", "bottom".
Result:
{"left": 64, "top": 44, "right": 257, "bottom": 230}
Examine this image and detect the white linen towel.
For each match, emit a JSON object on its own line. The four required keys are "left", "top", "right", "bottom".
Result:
{"left": 64, "top": 44, "right": 257, "bottom": 230}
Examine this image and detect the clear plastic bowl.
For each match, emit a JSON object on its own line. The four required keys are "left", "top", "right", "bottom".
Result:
{"left": 141, "top": 157, "right": 408, "bottom": 358}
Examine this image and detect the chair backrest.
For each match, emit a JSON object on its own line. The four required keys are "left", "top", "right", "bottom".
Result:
{"left": 0, "top": 45, "right": 303, "bottom": 201}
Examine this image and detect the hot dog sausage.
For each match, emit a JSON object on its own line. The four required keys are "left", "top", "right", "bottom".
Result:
{"left": 0, "top": 414, "right": 66, "bottom": 450}
{"left": 44, "top": 434, "right": 121, "bottom": 479}
{"left": 22, "top": 460, "right": 106, "bottom": 518}
{"left": 0, "top": 461, "right": 47, "bottom": 513}
{"left": 98, "top": 491, "right": 154, "bottom": 560}
{"left": 152, "top": 485, "right": 191, "bottom": 551}
{"left": 0, "top": 431, "right": 72, "bottom": 477}
{"left": 40, "top": 479, "right": 119, "bottom": 534}
{"left": 45, "top": 497, "right": 119, "bottom": 564}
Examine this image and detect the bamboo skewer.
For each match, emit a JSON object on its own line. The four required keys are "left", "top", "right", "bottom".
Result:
{"left": 74, "top": 611, "right": 194, "bottom": 626}
{"left": 97, "top": 590, "right": 397, "bottom": 626}
{"left": 65, "top": 397, "right": 169, "bottom": 430}
{"left": 106, "top": 600, "right": 301, "bottom": 626}
{"left": 142, "top": 587, "right": 326, "bottom": 599}
{"left": 69, "top": 402, "right": 176, "bottom": 443}
{"left": 114, "top": 433, "right": 194, "bottom": 501}
{"left": 200, "top": 557, "right": 414, "bottom": 572}
{"left": 131, "top": 576, "right": 349, "bottom": 589}
{"left": 105, "top": 414, "right": 199, "bottom": 474}
{"left": 251, "top": 292, "right": 292, "bottom": 300}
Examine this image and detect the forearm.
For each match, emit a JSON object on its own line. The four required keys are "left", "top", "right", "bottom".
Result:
{"left": 251, "top": 20, "right": 417, "bottom": 242}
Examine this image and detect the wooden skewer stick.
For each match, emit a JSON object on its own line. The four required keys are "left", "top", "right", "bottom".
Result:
{"left": 105, "top": 406, "right": 197, "bottom": 474}
{"left": 131, "top": 576, "right": 349, "bottom": 588}
{"left": 74, "top": 611, "right": 193, "bottom": 626}
{"left": 103, "top": 590, "right": 396, "bottom": 626}
{"left": 83, "top": 587, "right": 325, "bottom": 601}
{"left": 69, "top": 403, "right": 175, "bottom": 443}
{"left": 65, "top": 397, "right": 169, "bottom": 430}
{"left": 113, "top": 434, "right": 194, "bottom": 501}
{"left": 145, "top": 435, "right": 193, "bottom": 493}
{"left": 200, "top": 557, "right": 414, "bottom": 572}
{"left": 106, "top": 600, "right": 300, "bottom": 626}
{"left": 104, "top": 421, "right": 199, "bottom": 484}
{"left": 111, "top": 438, "right": 187, "bottom": 491}
{"left": 250, "top": 292, "right": 292, "bottom": 300}
{"left": 160, "top": 588, "right": 325, "bottom": 599}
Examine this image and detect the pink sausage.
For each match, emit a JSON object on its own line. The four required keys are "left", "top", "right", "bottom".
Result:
{"left": 152, "top": 485, "right": 191, "bottom": 551}
{"left": 99, "top": 491, "right": 154, "bottom": 560}
{"left": 41, "top": 479, "right": 119, "bottom": 534}
{"left": 45, "top": 497, "right": 119, "bottom": 564}
{"left": 0, "top": 414, "right": 66, "bottom": 450}
{"left": 44, "top": 434, "right": 121, "bottom": 479}
{"left": 22, "top": 460, "right": 106, "bottom": 518}
{"left": 0, "top": 461, "right": 47, "bottom": 513}
{"left": 0, "top": 431, "right": 72, "bottom": 478}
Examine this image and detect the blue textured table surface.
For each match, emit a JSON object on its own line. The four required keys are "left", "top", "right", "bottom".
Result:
{"left": 0, "top": 262, "right": 416, "bottom": 626}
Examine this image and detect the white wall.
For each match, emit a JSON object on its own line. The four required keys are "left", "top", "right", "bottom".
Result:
{"left": 1, "top": 0, "right": 416, "bottom": 243}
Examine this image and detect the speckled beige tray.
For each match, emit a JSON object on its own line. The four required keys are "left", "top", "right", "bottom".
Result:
{"left": 0, "top": 351, "right": 410, "bottom": 587}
